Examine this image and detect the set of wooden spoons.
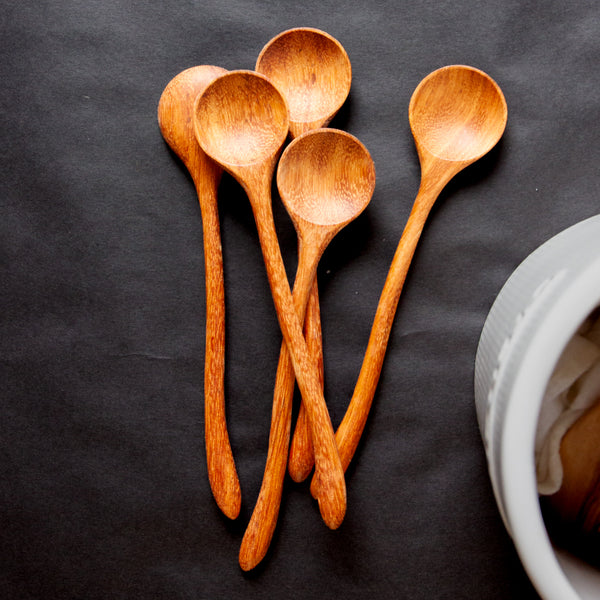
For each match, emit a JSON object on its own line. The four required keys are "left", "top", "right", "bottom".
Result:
{"left": 157, "top": 27, "right": 507, "bottom": 571}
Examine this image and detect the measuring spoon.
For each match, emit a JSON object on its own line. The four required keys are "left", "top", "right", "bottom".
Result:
{"left": 312, "top": 65, "right": 507, "bottom": 496}
{"left": 193, "top": 70, "right": 346, "bottom": 531}
{"left": 157, "top": 65, "right": 241, "bottom": 520}
{"left": 239, "top": 128, "right": 374, "bottom": 570}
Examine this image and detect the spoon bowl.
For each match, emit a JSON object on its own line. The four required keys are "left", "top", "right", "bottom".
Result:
{"left": 256, "top": 27, "right": 351, "bottom": 137}
{"left": 278, "top": 129, "right": 375, "bottom": 229}
{"left": 158, "top": 65, "right": 226, "bottom": 168}
{"left": 193, "top": 70, "right": 289, "bottom": 171}
{"left": 409, "top": 65, "right": 508, "bottom": 164}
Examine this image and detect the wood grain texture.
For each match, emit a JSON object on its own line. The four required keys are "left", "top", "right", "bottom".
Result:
{"left": 238, "top": 128, "right": 374, "bottom": 571}
{"left": 256, "top": 28, "right": 352, "bottom": 485}
{"left": 311, "top": 66, "right": 507, "bottom": 496}
{"left": 237, "top": 266, "right": 322, "bottom": 570}
{"left": 287, "top": 282, "right": 320, "bottom": 481}
{"left": 256, "top": 27, "right": 351, "bottom": 139}
{"left": 193, "top": 72, "right": 347, "bottom": 533}
{"left": 157, "top": 65, "right": 241, "bottom": 520}
{"left": 237, "top": 30, "right": 353, "bottom": 571}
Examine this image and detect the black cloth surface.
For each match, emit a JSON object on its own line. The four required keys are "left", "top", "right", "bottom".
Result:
{"left": 2, "top": 1, "right": 599, "bottom": 598}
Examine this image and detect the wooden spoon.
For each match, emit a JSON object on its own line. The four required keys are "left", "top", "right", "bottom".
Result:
{"left": 255, "top": 28, "right": 352, "bottom": 484}
{"left": 193, "top": 70, "right": 346, "bottom": 531}
{"left": 239, "top": 129, "right": 375, "bottom": 571}
{"left": 255, "top": 27, "right": 352, "bottom": 138}
{"left": 546, "top": 398, "right": 600, "bottom": 536}
{"left": 311, "top": 65, "right": 507, "bottom": 496}
{"left": 157, "top": 65, "right": 241, "bottom": 520}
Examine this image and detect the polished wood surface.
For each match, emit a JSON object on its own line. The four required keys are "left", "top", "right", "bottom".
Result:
{"left": 255, "top": 27, "right": 352, "bottom": 485}
{"left": 193, "top": 71, "right": 347, "bottom": 534}
{"left": 157, "top": 65, "right": 241, "bottom": 520}
{"left": 239, "top": 129, "right": 375, "bottom": 570}
{"left": 323, "top": 66, "right": 508, "bottom": 493}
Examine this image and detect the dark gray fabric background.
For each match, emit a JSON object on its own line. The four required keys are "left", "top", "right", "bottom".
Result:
{"left": 2, "top": 1, "right": 599, "bottom": 598}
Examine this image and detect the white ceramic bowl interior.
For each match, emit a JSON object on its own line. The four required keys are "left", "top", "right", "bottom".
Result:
{"left": 474, "top": 214, "right": 600, "bottom": 600}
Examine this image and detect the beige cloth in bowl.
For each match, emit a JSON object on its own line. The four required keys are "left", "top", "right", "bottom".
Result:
{"left": 536, "top": 312, "right": 600, "bottom": 495}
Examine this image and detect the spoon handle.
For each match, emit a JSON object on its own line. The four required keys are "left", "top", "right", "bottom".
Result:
{"left": 288, "top": 281, "right": 321, "bottom": 481}
{"left": 310, "top": 181, "right": 441, "bottom": 496}
{"left": 247, "top": 173, "right": 346, "bottom": 530}
{"left": 238, "top": 254, "right": 323, "bottom": 570}
{"left": 197, "top": 178, "right": 241, "bottom": 520}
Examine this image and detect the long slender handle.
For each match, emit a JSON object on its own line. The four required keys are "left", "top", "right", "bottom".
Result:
{"left": 248, "top": 177, "right": 346, "bottom": 530}
{"left": 288, "top": 280, "right": 321, "bottom": 481}
{"left": 310, "top": 182, "right": 441, "bottom": 496}
{"left": 238, "top": 337, "right": 294, "bottom": 570}
{"left": 198, "top": 180, "right": 241, "bottom": 520}
{"left": 238, "top": 261, "right": 322, "bottom": 570}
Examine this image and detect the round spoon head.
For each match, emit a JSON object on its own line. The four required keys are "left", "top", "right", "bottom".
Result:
{"left": 157, "top": 65, "right": 227, "bottom": 171}
{"left": 277, "top": 128, "right": 375, "bottom": 232}
{"left": 193, "top": 70, "right": 289, "bottom": 173}
{"left": 256, "top": 27, "right": 351, "bottom": 138}
{"left": 408, "top": 65, "right": 507, "bottom": 164}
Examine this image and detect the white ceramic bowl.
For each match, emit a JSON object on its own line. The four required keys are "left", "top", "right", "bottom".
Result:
{"left": 474, "top": 214, "right": 600, "bottom": 600}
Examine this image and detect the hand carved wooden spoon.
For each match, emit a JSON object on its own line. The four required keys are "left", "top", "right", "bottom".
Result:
{"left": 157, "top": 65, "right": 241, "bottom": 520}
{"left": 193, "top": 70, "right": 346, "bottom": 530}
{"left": 311, "top": 65, "right": 507, "bottom": 496}
{"left": 255, "top": 26, "right": 352, "bottom": 138}
{"left": 239, "top": 129, "right": 374, "bottom": 571}
{"left": 254, "top": 27, "right": 352, "bottom": 482}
